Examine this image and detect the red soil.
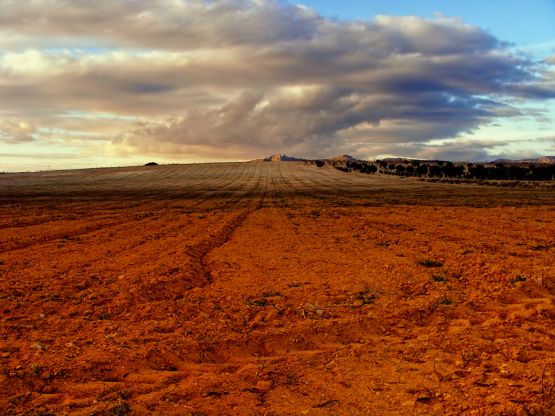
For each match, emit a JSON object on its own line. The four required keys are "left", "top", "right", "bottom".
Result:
{"left": 0, "top": 163, "right": 554, "bottom": 415}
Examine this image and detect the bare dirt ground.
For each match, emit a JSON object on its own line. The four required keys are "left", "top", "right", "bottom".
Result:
{"left": 0, "top": 162, "right": 554, "bottom": 415}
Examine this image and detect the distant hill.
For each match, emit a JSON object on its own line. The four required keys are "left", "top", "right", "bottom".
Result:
{"left": 538, "top": 156, "right": 555, "bottom": 164}
{"left": 263, "top": 154, "right": 305, "bottom": 162}
{"left": 327, "top": 154, "right": 357, "bottom": 162}
{"left": 490, "top": 156, "right": 555, "bottom": 165}
{"left": 263, "top": 153, "right": 361, "bottom": 162}
{"left": 262, "top": 153, "right": 555, "bottom": 165}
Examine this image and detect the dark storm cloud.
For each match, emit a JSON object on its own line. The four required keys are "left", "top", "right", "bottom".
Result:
{"left": 0, "top": 0, "right": 553, "bottom": 158}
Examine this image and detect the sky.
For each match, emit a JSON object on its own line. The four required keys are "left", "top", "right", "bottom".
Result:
{"left": 0, "top": 0, "right": 554, "bottom": 171}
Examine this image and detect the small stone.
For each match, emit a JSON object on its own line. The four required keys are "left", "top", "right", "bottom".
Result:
{"left": 31, "top": 343, "right": 44, "bottom": 350}
{"left": 42, "top": 385, "right": 55, "bottom": 394}
{"left": 265, "top": 309, "right": 277, "bottom": 322}
{"left": 40, "top": 371, "right": 51, "bottom": 380}
{"left": 316, "top": 309, "right": 324, "bottom": 317}
{"left": 249, "top": 312, "right": 265, "bottom": 328}
{"left": 84, "top": 309, "right": 93, "bottom": 316}
{"left": 256, "top": 380, "right": 272, "bottom": 390}
{"left": 65, "top": 342, "right": 75, "bottom": 348}
{"left": 1, "top": 352, "right": 10, "bottom": 358}
{"left": 39, "top": 313, "right": 45, "bottom": 319}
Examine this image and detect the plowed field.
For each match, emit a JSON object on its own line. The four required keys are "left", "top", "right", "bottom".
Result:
{"left": 1, "top": 162, "right": 554, "bottom": 415}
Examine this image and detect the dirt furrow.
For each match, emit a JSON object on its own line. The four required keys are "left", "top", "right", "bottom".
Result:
{"left": 185, "top": 208, "right": 257, "bottom": 286}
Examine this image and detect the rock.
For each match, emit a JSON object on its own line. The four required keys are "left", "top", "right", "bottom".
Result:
{"left": 265, "top": 309, "right": 277, "bottom": 322}
{"left": 249, "top": 312, "right": 265, "bottom": 329}
{"left": 256, "top": 380, "right": 272, "bottom": 390}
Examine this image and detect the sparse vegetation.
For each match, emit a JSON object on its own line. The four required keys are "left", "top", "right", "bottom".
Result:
{"left": 354, "top": 288, "right": 377, "bottom": 305}
{"left": 418, "top": 259, "right": 444, "bottom": 268}
{"left": 247, "top": 297, "right": 269, "bottom": 307}
{"left": 432, "top": 273, "right": 448, "bottom": 282}
{"left": 511, "top": 275, "right": 527, "bottom": 284}
{"left": 434, "top": 295, "right": 454, "bottom": 306}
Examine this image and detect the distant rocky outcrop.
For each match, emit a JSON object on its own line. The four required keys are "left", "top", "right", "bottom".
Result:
{"left": 145, "top": 162, "right": 159, "bottom": 166}
{"left": 327, "top": 154, "right": 357, "bottom": 162}
{"left": 536, "top": 156, "right": 555, "bottom": 164}
{"left": 263, "top": 154, "right": 304, "bottom": 162}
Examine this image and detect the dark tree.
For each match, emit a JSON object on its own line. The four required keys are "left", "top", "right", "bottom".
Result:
{"left": 415, "top": 165, "right": 428, "bottom": 176}
{"left": 428, "top": 165, "right": 443, "bottom": 177}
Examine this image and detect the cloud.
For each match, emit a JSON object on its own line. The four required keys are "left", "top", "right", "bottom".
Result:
{"left": 0, "top": 117, "right": 37, "bottom": 144}
{"left": 0, "top": 0, "right": 321, "bottom": 50}
{"left": 0, "top": 0, "right": 553, "bottom": 160}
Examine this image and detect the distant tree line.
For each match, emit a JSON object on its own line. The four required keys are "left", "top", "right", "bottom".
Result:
{"left": 346, "top": 161, "right": 378, "bottom": 174}
{"left": 314, "top": 158, "right": 555, "bottom": 181}
{"left": 375, "top": 160, "right": 555, "bottom": 181}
